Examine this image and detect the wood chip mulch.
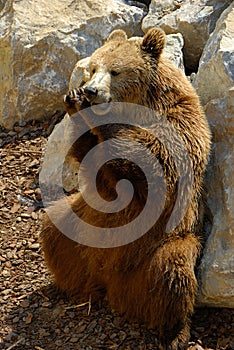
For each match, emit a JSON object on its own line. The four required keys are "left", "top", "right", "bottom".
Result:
{"left": 0, "top": 114, "right": 233, "bottom": 350}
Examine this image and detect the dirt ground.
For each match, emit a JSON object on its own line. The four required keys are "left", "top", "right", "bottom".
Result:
{"left": 0, "top": 116, "right": 233, "bottom": 350}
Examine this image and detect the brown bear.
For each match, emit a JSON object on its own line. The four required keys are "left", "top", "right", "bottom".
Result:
{"left": 41, "top": 28, "right": 211, "bottom": 349}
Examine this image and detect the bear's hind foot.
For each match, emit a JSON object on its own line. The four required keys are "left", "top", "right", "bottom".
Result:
{"left": 159, "top": 322, "right": 190, "bottom": 350}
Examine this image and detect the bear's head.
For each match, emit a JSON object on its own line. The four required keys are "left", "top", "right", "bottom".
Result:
{"left": 82, "top": 28, "right": 166, "bottom": 115}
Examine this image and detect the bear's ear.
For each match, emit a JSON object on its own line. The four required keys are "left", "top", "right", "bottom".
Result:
{"left": 106, "top": 29, "right": 128, "bottom": 42}
{"left": 141, "top": 28, "right": 165, "bottom": 57}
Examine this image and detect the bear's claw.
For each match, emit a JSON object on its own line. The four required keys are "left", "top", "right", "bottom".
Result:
{"left": 63, "top": 88, "right": 90, "bottom": 115}
{"left": 64, "top": 88, "right": 83, "bottom": 104}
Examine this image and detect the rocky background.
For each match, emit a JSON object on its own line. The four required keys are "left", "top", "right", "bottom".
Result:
{"left": 0, "top": 0, "right": 233, "bottom": 338}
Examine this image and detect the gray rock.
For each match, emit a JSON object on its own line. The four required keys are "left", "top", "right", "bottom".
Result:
{"left": 164, "top": 33, "right": 184, "bottom": 71}
{"left": 70, "top": 57, "right": 91, "bottom": 90}
{"left": 193, "top": 3, "right": 234, "bottom": 105}
{"left": 195, "top": 3, "right": 234, "bottom": 308}
{"left": 142, "top": 0, "right": 232, "bottom": 72}
{"left": 0, "top": 0, "right": 144, "bottom": 129}
{"left": 39, "top": 114, "right": 80, "bottom": 193}
{"left": 198, "top": 94, "right": 234, "bottom": 308}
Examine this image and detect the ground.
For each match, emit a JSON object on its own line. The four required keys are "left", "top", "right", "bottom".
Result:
{"left": 0, "top": 115, "right": 233, "bottom": 350}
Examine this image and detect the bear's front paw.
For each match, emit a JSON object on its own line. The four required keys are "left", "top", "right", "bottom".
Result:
{"left": 64, "top": 88, "right": 82, "bottom": 103}
{"left": 63, "top": 88, "right": 90, "bottom": 115}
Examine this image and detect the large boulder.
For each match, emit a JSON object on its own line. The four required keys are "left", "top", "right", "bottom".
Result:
{"left": 163, "top": 33, "right": 184, "bottom": 71}
{"left": 193, "top": 3, "right": 234, "bottom": 105}
{"left": 142, "top": 0, "right": 232, "bottom": 72}
{"left": 0, "top": 0, "right": 144, "bottom": 129}
{"left": 194, "top": 3, "right": 234, "bottom": 308}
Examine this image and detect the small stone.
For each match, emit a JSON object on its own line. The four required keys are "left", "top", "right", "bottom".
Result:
{"left": 28, "top": 159, "right": 39, "bottom": 167}
{"left": 110, "top": 333, "right": 118, "bottom": 340}
{"left": 6, "top": 332, "right": 18, "bottom": 341}
{"left": 5, "top": 261, "right": 12, "bottom": 268}
{"left": 87, "top": 320, "right": 97, "bottom": 332}
{"left": 2, "top": 289, "right": 12, "bottom": 295}
{"left": 20, "top": 213, "right": 31, "bottom": 218}
{"left": 19, "top": 129, "right": 30, "bottom": 138}
{"left": 31, "top": 212, "right": 37, "bottom": 220}
{"left": 55, "top": 340, "right": 63, "bottom": 346}
{"left": 18, "top": 121, "right": 27, "bottom": 127}
{"left": 21, "top": 300, "right": 30, "bottom": 308}
{"left": 29, "top": 243, "right": 40, "bottom": 249}
{"left": 25, "top": 312, "right": 33, "bottom": 324}
{"left": 14, "top": 126, "right": 23, "bottom": 132}
{"left": 39, "top": 328, "right": 48, "bottom": 336}
{"left": 70, "top": 337, "right": 79, "bottom": 343}
{"left": 8, "top": 131, "right": 17, "bottom": 136}
{"left": 13, "top": 317, "right": 20, "bottom": 323}
{"left": 2, "top": 269, "right": 10, "bottom": 277}
{"left": 64, "top": 326, "right": 70, "bottom": 334}
{"left": 41, "top": 301, "right": 52, "bottom": 307}
{"left": 100, "top": 334, "right": 107, "bottom": 340}
{"left": 6, "top": 252, "right": 13, "bottom": 259}
{"left": 77, "top": 324, "right": 87, "bottom": 333}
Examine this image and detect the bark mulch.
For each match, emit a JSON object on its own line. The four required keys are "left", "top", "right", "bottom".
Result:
{"left": 0, "top": 115, "right": 233, "bottom": 350}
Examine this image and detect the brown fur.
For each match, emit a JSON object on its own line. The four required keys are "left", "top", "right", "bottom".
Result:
{"left": 41, "top": 28, "right": 211, "bottom": 349}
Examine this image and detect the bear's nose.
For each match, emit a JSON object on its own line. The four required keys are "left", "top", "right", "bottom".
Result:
{"left": 84, "top": 86, "right": 98, "bottom": 101}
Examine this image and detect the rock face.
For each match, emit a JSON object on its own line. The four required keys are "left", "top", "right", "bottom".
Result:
{"left": 40, "top": 113, "right": 80, "bottom": 193}
{"left": 163, "top": 33, "right": 184, "bottom": 71}
{"left": 142, "top": 0, "right": 233, "bottom": 72}
{"left": 193, "top": 3, "right": 234, "bottom": 106}
{"left": 0, "top": 0, "right": 144, "bottom": 129}
{"left": 194, "top": 3, "right": 234, "bottom": 308}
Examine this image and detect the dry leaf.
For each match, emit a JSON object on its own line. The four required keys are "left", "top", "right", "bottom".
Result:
{"left": 26, "top": 206, "right": 35, "bottom": 214}
{"left": 10, "top": 203, "right": 21, "bottom": 213}
{"left": 25, "top": 312, "right": 33, "bottom": 324}
{"left": 24, "top": 189, "right": 34, "bottom": 195}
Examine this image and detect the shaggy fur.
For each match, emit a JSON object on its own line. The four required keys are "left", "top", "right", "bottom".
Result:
{"left": 41, "top": 28, "right": 211, "bottom": 350}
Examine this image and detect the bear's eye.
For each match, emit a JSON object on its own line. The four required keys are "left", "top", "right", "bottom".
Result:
{"left": 92, "top": 68, "right": 96, "bottom": 75}
{"left": 111, "top": 70, "right": 120, "bottom": 77}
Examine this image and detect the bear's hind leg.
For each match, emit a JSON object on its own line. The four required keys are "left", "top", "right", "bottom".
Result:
{"left": 41, "top": 221, "right": 89, "bottom": 299}
{"left": 42, "top": 221, "right": 107, "bottom": 302}
{"left": 149, "top": 234, "right": 201, "bottom": 350}
{"left": 106, "top": 234, "right": 200, "bottom": 350}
